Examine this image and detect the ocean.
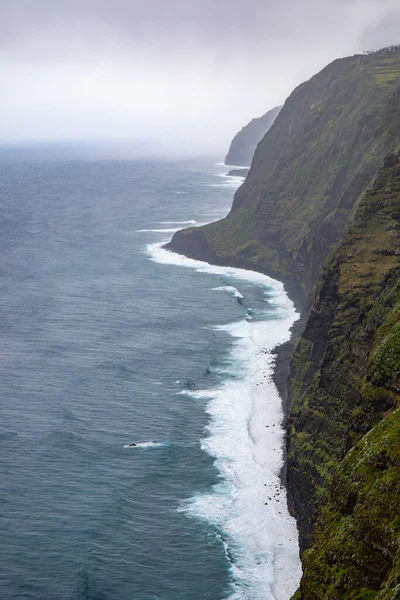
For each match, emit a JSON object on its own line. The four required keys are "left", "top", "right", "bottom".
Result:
{"left": 0, "top": 149, "right": 301, "bottom": 600}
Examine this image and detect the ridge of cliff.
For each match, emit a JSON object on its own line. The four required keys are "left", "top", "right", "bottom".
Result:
{"left": 168, "top": 49, "right": 400, "bottom": 297}
{"left": 287, "top": 154, "right": 400, "bottom": 599}
{"left": 225, "top": 105, "right": 281, "bottom": 166}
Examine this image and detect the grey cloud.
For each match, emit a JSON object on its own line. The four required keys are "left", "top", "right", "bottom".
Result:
{"left": 2, "top": 0, "right": 285, "bottom": 47}
{"left": 0, "top": 0, "right": 375, "bottom": 68}
{"left": 0, "top": 0, "right": 399, "bottom": 148}
{"left": 2, "top": 0, "right": 397, "bottom": 64}
{"left": 0, "top": 0, "right": 378, "bottom": 48}
{"left": 359, "top": 9, "right": 400, "bottom": 50}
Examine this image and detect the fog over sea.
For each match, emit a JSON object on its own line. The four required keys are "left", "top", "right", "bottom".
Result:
{"left": 0, "top": 149, "right": 301, "bottom": 600}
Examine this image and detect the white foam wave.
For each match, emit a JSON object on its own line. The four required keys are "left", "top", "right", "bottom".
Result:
{"left": 227, "top": 171, "right": 248, "bottom": 178}
{"left": 136, "top": 228, "right": 179, "bottom": 233}
{"left": 179, "top": 316, "right": 301, "bottom": 600}
{"left": 221, "top": 162, "right": 250, "bottom": 169}
{"left": 218, "top": 172, "right": 247, "bottom": 181}
{"left": 207, "top": 180, "right": 243, "bottom": 189}
{"left": 149, "top": 243, "right": 301, "bottom": 599}
{"left": 213, "top": 286, "right": 244, "bottom": 299}
{"left": 147, "top": 243, "right": 285, "bottom": 290}
{"left": 123, "top": 442, "right": 168, "bottom": 449}
{"left": 179, "top": 389, "right": 215, "bottom": 399}
{"left": 158, "top": 220, "right": 197, "bottom": 225}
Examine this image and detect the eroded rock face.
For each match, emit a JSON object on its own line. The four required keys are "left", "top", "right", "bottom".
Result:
{"left": 287, "top": 156, "right": 400, "bottom": 598}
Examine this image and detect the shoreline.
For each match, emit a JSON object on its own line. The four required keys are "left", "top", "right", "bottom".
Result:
{"left": 150, "top": 239, "right": 302, "bottom": 599}
{"left": 164, "top": 230, "right": 307, "bottom": 314}
{"left": 163, "top": 234, "right": 309, "bottom": 485}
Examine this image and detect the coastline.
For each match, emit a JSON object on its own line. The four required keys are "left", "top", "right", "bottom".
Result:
{"left": 150, "top": 239, "right": 302, "bottom": 599}
{"left": 163, "top": 231, "right": 309, "bottom": 465}
{"left": 164, "top": 229, "right": 307, "bottom": 315}
{"left": 153, "top": 163, "right": 306, "bottom": 597}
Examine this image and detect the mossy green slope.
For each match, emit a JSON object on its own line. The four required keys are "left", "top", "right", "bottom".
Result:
{"left": 287, "top": 155, "right": 400, "bottom": 598}
{"left": 300, "top": 408, "right": 400, "bottom": 600}
{"left": 168, "top": 49, "right": 400, "bottom": 292}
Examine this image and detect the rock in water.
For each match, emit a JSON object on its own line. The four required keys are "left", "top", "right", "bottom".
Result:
{"left": 226, "top": 168, "right": 249, "bottom": 178}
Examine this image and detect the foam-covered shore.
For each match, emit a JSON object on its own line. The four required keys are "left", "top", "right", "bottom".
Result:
{"left": 148, "top": 242, "right": 302, "bottom": 600}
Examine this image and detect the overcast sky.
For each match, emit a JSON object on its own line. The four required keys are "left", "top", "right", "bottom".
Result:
{"left": 2, "top": 0, "right": 400, "bottom": 153}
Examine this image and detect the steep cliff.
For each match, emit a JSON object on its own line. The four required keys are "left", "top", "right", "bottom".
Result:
{"left": 287, "top": 155, "right": 400, "bottom": 598}
{"left": 168, "top": 50, "right": 400, "bottom": 295}
{"left": 225, "top": 105, "right": 281, "bottom": 166}
{"left": 166, "top": 48, "right": 400, "bottom": 599}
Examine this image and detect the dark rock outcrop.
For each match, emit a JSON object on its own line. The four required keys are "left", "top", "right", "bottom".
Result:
{"left": 227, "top": 168, "right": 249, "bottom": 178}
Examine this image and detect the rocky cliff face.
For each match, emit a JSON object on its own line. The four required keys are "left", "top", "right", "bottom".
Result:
{"left": 288, "top": 155, "right": 400, "bottom": 599}
{"left": 168, "top": 50, "right": 400, "bottom": 295}
{"left": 225, "top": 105, "right": 281, "bottom": 166}
{"left": 166, "top": 47, "right": 400, "bottom": 600}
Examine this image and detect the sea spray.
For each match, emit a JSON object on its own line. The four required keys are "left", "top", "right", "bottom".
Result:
{"left": 212, "top": 286, "right": 245, "bottom": 300}
{"left": 148, "top": 243, "right": 302, "bottom": 600}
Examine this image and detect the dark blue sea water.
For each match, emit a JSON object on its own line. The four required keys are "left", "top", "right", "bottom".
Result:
{"left": 0, "top": 150, "right": 300, "bottom": 600}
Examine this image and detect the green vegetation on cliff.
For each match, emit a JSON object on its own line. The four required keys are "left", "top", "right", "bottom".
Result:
{"left": 169, "top": 49, "right": 400, "bottom": 293}
{"left": 167, "top": 47, "right": 400, "bottom": 599}
{"left": 287, "top": 155, "right": 400, "bottom": 598}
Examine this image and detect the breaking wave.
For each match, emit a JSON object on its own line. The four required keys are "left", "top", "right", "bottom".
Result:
{"left": 147, "top": 242, "right": 302, "bottom": 600}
